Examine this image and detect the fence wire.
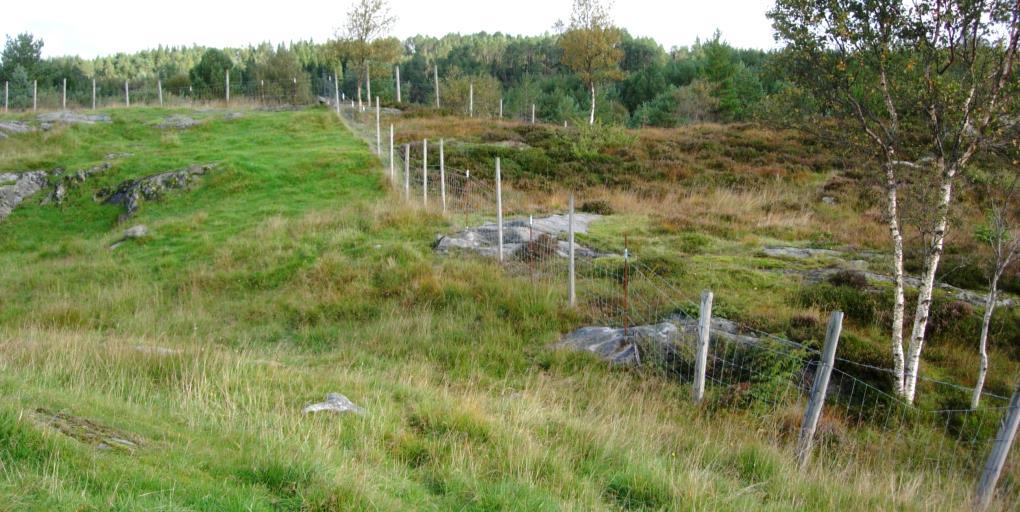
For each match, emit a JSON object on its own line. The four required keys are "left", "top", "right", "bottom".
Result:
{"left": 349, "top": 101, "right": 1020, "bottom": 508}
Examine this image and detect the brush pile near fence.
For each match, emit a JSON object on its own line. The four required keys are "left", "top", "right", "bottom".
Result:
{"left": 339, "top": 103, "right": 1020, "bottom": 509}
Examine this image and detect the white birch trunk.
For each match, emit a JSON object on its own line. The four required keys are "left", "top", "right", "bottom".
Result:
{"left": 972, "top": 280, "right": 998, "bottom": 409}
{"left": 903, "top": 162, "right": 958, "bottom": 403}
{"left": 885, "top": 162, "right": 907, "bottom": 396}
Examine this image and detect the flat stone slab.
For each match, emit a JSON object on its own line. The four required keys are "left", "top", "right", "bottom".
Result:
{"left": 32, "top": 408, "right": 142, "bottom": 453}
{"left": 793, "top": 267, "right": 1016, "bottom": 308}
{"left": 763, "top": 246, "right": 844, "bottom": 259}
{"left": 436, "top": 213, "right": 602, "bottom": 259}
{"left": 303, "top": 393, "right": 365, "bottom": 415}
{"left": 37, "top": 111, "right": 111, "bottom": 126}
{"left": 157, "top": 115, "right": 201, "bottom": 129}
{"left": 0, "top": 121, "right": 35, "bottom": 138}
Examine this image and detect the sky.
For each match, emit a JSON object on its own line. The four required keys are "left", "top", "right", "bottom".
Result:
{"left": 1, "top": 0, "right": 780, "bottom": 59}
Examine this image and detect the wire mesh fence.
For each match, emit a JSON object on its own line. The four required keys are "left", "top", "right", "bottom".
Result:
{"left": 339, "top": 104, "right": 1020, "bottom": 507}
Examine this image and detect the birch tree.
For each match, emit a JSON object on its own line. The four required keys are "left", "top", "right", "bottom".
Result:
{"left": 972, "top": 176, "right": 1020, "bottom": 409}
{"left": 560, "top": 0, "right": 623, "bottom": 125}
{"left": 770, "top": 0, "right": 1020, "bottom": 402}
{"left": 336, "top": 0, "right": 396, "bottom": 108}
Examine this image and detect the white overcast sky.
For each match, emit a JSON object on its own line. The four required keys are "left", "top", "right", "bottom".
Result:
{"left": 1, "top": 0, "right": 780, "bottom": 59}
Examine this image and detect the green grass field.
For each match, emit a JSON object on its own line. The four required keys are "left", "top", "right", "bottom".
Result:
{"left": 0, "top": 107, "right": 1013, "bottom": 510}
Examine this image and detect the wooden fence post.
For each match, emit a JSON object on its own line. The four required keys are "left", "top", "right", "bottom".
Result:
{"left": 568, "top": 193, "right": 576, "bottom": 306}
{"left": 395, "top": 65, "right": 401, "bottom": 103}
{"left": 91, "top": 79, "right": 96, "bottom": 110}
{"left": 376, "top": 97, "right": 381, "bottom": 157}
{"left": 3, "top": 81, "right": 7, "bottom": 113}
{"left": 389, "top": 124, "right": 395, "bottom": 183}
{"left": 531, "top": 103, "right": 536, "bottom": 124}
{"left": 469, "top": 82, "right": 474, "bottom": 117}
{"left": 33, "top": 80, "right": 37, "bottom": 111}
{"left": 423, "top": 139, "right": 428, "bottom": 207}
{"left": 403, "top": 144, "right": 410, "bottom": 200}
{"left": 434, "top": 65, "right": 440, "bottom": 108}
{"left": 440, "top": 139, "right": 446, "bottom": 213}
{"left": 225, "top": 69, "right": 230, "bottom": 103}
{"left": 124, "top": 80, "right": 129, "bottom": 107}
{"left": 797, "top": 311, "right": 844, "bottom": 469}
{"left": 366, "top": 61, "right": 371, "bottom": 104}
{"left": 334, "top": 73, "right": 340, "bottom": 115}
{"left": 693, "top": 290, "right": 714, "bottom": 402}
{"left": 496, "top": 157, "right": 503, "bottom": 262}
{"left": 62, "top": 78, "right": 67, "bottom": 110}
{"left": 499, "top": 97, "right": 503, "bottom": 119}
{"left": 974, "top": 380, "right": 1020, "bottom": 510}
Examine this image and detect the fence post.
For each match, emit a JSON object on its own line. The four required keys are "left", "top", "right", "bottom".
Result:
{"left": 395, "top": 65, "right": 401, "bottom": 103}
{"left": 4, "top": 81, "right": 8, "bottom": 113}
{"left": 974, "top": 380, "right": 1020, "bottom": 510}
{"left": 292, "top": 77, "right": 297, "bottom": 104}
{"left": 531, "top": 103, "right": 536, "bottom": 124}
{"left": 33, "top": 80, "right": 37, "bottom": 111}
{"left": 797, "top": 311, "right": 844, "bottom": 469}
{"left": 499, "top": 97, "right": 503, "bottom": 119}
{"left": 568, "top": 193, "right": 576, "bottom": 307}
{"left": 158, "top": 79, "right": 164, "bottom": 106}
{"left": 62, "top": 78, "right": 66, "bottom": 110}
{"left": 225, "top": 69, "right": 230, "bottom": 103}
{"left": 469, "top": 82, "right": 474, "bottom": 117}
{"left": 389, "top": 124, "right": 395, "bottom": 183}
{"left": 366, "top": 61, "right": 371, "bottom": 103}
{"left": 693, "top": 290, "right": 714, "bottom": 402}
{"left": 334, "top": 73, "right": 340, "bottom": 115}
{"left": 92, "top": 79, "right": 96, "bottom": 110}
{"left": 434, "top": 64, "right": 440, "bottom": 108}
{"left": 124, "top": 80, "right": 129, "bottom": 107}
{"left": 438, "top": 137, "right": 446, "bottom": 214}
{"left": 403, "top": 144, "right": 410, "bottom": 200}
{"left": 423, "top": 139, "right": 428, "bottom": 207}
{"left": 375, "top": 97, "right": 381, "bottom": 157}
{"left": 496, "top": 157, "right": 503, "bottom": 262}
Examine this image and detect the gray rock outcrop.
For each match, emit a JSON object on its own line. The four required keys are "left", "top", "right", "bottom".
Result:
{"left": 37, "top": 111, "right": 111, "bottom": 127}
{"left": 0, "top": 171, "right": 49, "bottom": 221}
{"left": 97, "top": 164, "right": 215, "bottom": 222}
{"left": 0, "top": 121, "right": 35, "bottom": 139}
{"left": 110, "top": 225, "right": 149, "bottom": 249}
{"left": 46, "top": 163, "right": 112, "bottom": 205}
{"left": 436, "top": 213, "right": 602, "bottom": 259}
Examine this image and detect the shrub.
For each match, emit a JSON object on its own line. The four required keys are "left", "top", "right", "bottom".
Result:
{"left": 517, "top": 233, "right": 559, "bottom": 263}
{"left": 797, "top": 283, "right": 881, "bottom": 324}
{"left": 927, "top": 299, "right": 975, "bottom": 339}
{"left": 580, "top": 200, "right": 615, "bottom": 215}
{"left": 827, "top": 270, "right": 868, "bottom": 290}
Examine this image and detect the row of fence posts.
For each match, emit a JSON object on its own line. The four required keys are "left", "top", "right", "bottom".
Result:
{"left": 362, "top": 101, "right": 1020, "bottom": 511}
{"left": 2, "top": 72, "right": 316, "bottom": 112}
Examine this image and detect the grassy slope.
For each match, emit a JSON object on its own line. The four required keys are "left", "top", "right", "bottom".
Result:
{"left": 0, "top": 108, "right": 1009, "bottom": 510}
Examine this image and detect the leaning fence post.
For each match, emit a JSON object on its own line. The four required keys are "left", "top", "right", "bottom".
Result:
{"left": 334, "top": 73, "right": 340, "bottom": 115}
{"left": 434, "top": 64, "right": 440, "bottom": 108}
{"left": 496, "top": 157, "right": 504, "bottom": 262}
{"left": 422, "top": 139, "right": 428, "bottom": 207}
{"left": 974, "top": 380, "right": 1020, "bottom": 510}
{"left": 158, "top": 79, "right": 163, "bottom": 106}
{"left": 389, "top": 124, "right": 395, "bottom": 183}
{"left": 62, "top": 78, "right": 67, "bottom": 110}
{"left": 693, "top": 290, "right": 714, "bottom": 402}
{"left": 375, "top": 97, "right": 381, "bottom": 157}
{"left": 403, "top": 144, "right": 410, "bottom": 200}
{"left": 797, "top": 311, "right": 844, "bottom": 469}
{"left": 440, "top": 138, "right": 447, "bottom": 213}
{"left": 568, "top": 193, "right": 576, "bottom": 307}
